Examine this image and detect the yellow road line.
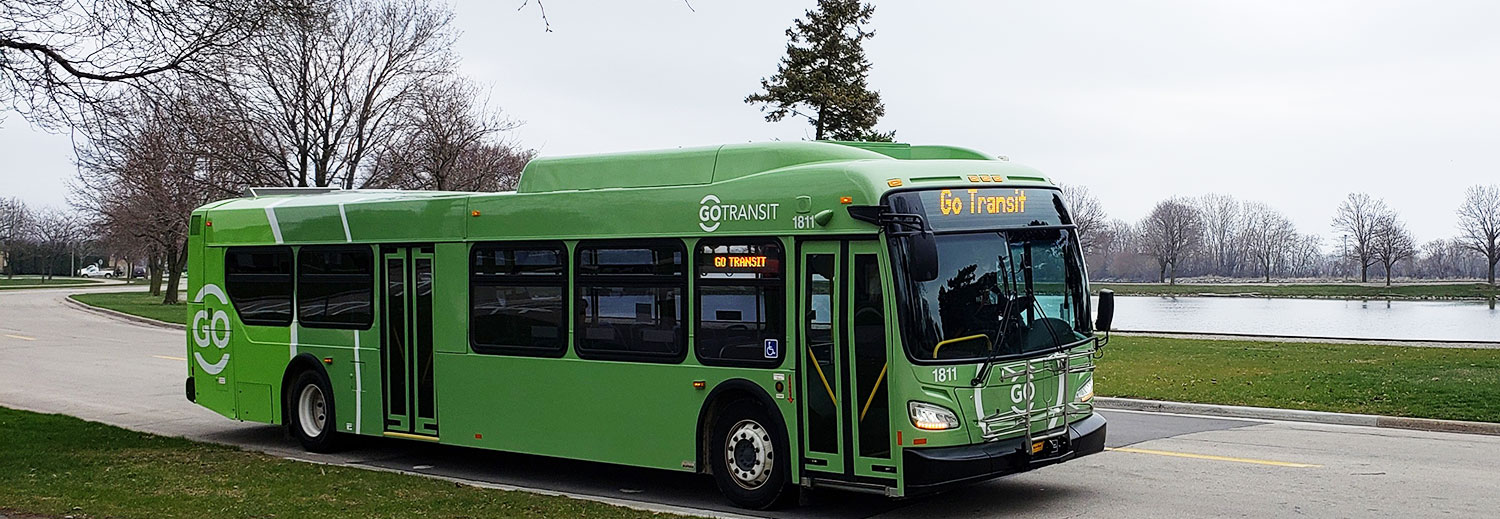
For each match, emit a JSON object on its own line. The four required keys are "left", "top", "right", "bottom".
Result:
{"left": 4, "top": 334, "right": 36, "bottom": 341}
{"left": 1106, "top": 447, "right": 1322, "bottom": 468}
{"left": 153, "top": 355, "right": 187, "bottom": 361}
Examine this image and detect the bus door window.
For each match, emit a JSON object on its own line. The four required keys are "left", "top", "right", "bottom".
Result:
{"left": 852, "top": 254, "right": 890, "bottom": 459}
{"left": 804, "top": 253, "right": 838, "bottom": 454}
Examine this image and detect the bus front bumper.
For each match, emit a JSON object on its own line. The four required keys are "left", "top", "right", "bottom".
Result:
{"left": 902, "top": 412, "right": 1107, "bottom": 494}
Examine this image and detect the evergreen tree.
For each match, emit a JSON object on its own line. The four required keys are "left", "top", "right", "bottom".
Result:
{"left": 745, "top": 0, "right": 893, "bottom": 141}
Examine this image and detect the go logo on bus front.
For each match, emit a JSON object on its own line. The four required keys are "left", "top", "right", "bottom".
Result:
{"left": 191, "top": 284, "right": 232, "bottom": 376}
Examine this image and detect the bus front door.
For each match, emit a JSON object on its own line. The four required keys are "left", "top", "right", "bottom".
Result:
{"left": 381, "top": 245, "right": 439, "bottom": 438}
{"left": 798, "top": 240, "right": 895, "bottom": 485}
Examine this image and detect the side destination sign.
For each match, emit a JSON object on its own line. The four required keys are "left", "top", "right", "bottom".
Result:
{"left": 699, "top": 194, "right": 781, "bottom": 232}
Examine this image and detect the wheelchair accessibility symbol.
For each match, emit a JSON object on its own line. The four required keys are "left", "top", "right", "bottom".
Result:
{"left": 764, "top": 339, "right": 779, "bottom": 359}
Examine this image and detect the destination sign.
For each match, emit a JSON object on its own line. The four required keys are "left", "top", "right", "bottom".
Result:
{"left": 936, "top": 188, "right": 1027, "bottom": 216}
{"left": 702, "top": 254, "right": 781, "bottom": 274}
{"left": 891, "top": 188, "right": 1064, "bottom": 231}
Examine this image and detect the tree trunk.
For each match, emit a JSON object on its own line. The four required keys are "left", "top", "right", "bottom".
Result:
{"left": 149, "top": 252, "right": 163, "bottom": 296}
{"left": 1385, "top": 262, "right": 1393, "bottom": 287}
{"left": 1360, "top": 263, "right": 1369, "bottom": 283}
{"left": 815, "top": 106, "right": 825, "bottom": 141}
{"left": 1168, "top": 262, "right": 1177, "bottom": 285}
{"left": 163, "top": 242, "right": 187, "bottom": 305}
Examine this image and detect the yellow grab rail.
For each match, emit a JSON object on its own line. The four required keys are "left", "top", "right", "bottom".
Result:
{"left": 859, "top": 362, "right": 888, "bottom": 422}
{"left": 806, "top": 345, "right": 838, "bottom": 406}
{"left": 932, "top": 333, "right": 991, "bottom": 358}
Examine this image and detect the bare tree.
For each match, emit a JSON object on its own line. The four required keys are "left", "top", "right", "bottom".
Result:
{"left": 1370, "top": 212, "right": 1416, "bottom": 287}
{"left": 364, "top": 77, "right": 531, "bottom": 191}
{"left": 0, "top": 197, "right": 33, "bottom": 278}
{"left": 1058, "top": 183, "right": 1106, "bottom": 255}
{"left": 1457, "top": 184, "right": 1500, "bottom": 286}
{"left": 1, "top": 0, "right": 268, "bottom": 125}
{"left": 73, "top": 92, "right": 239, "bottom": 303}
{"left": 1242, "top": 202, "right": 1296, "bottom": 282}
{"left": 1195, "top": 194, "right": 1243, "bottom": 277}
{"left": 216, "top": 0, "right": 458, "bottom": 189}
{"left": 1087, "top": 218, "right": 1135, "bottom": 280}
{"left": 29, "top": 207, "right": 80, "bottom": 280}
{"left": 1332, "top": 192, "right": 1391, "bottom": 283}
{"left": 1140, "top": 197, "right": 1203, "bottom": 284}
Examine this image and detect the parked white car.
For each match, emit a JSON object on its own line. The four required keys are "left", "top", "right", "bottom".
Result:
{"left": 77, "top": 265, "right": 119, "bottom": 278}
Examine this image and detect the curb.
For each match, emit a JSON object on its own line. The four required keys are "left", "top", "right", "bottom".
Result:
{"left": 1095, "top": 397, "right": 1500, "bottom": 437}
{"left": 63, "top": 296, "right": 182, "bottom": 331}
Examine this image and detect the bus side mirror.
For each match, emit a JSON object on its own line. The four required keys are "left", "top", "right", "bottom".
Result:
{"left": 1095, "top": 289, "right": 1115, "bottom": 333}
{"left": 908, "top": 231, "right": 939, "bottom": 282}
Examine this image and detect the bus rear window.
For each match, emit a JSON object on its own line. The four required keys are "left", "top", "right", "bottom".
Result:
{"left": 225, "top": 247, "right": 293, "bottom": 326}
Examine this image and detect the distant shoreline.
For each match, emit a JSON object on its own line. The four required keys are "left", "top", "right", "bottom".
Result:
{"left": 1091, "top": 282, "right": 1499, "bottom": 301}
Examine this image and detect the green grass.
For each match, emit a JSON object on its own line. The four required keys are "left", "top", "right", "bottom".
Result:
{"left": 0, "top": 406, "right": 683, "bottom": 519}
{"left": 1096, "top": 335, "right": 1500, "bottom": 423}
{"left": 1094, "top": 282, "right": 1499, "bottom": 300}
{"left": 69, "top": 292, "right": 188, "bottom": 325}
{"left": 0, "top": 277, "right": 102, "bottom": 289}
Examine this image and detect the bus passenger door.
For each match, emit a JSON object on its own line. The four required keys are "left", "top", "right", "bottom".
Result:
{"left": 798, "top": 240, "right": 896, "bottom": 483}
{"left": 381, "top": 245, "right": 439, "bottom": 438}
{"left": 798, "top": 242, "right": 844, "bottom": 476}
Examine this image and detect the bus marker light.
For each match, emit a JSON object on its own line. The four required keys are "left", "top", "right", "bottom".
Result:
{"left": 887, "top": 179, "right": 903, "bottom": 187}
{"left": 475, "top": 433, "right": 483, "bottom": 439}
{"left": 897, "top": 431, "right": 902, "bottom": 445}
{"left": 692, "top": 380, "right": 706, "bottom": 390}
{"left": 471, "top": 210, "right": 481, "bottom": 217}
{"left": 913, "top": 438, "right": 927, "bottom": 445}
{"left": 322, "top": 357, "right": 333, "bottom": 365}
{"left": 968, "top": 176, "right": 981, "bottom": 182}
{"left": 839, "top": 196, "right": 853, "bottom": 204}
{"left": 204, "top": 220, "right": 212, "bottom": 227}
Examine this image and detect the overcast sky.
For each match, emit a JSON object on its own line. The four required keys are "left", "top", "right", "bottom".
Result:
{"left": 3, "top": 1, "right": 1497, "bottom": 247}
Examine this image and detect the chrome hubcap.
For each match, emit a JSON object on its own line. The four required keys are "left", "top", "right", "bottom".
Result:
{"left": 298, "top": 384, "right": 327, "bottom": 438}
{"left": 725, "top": 419, "right": 772, "bottom": 490}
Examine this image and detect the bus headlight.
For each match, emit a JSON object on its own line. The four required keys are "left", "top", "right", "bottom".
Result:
{"left": 909, "top": 401, "right": 960, "bottom": 431}
{"left": 1076, "top": 379, "right": 1094, "bottom": 402}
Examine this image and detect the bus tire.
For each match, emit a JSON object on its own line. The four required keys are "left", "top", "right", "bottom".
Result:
{"left": 710, "top": 398, "right": 794, "bottom": 510}
{"left": 287, "top": 369, "right": 343, "bottom": 453}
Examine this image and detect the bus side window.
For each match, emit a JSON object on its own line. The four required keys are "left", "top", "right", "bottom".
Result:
{"left": 574, "top": 240, "right": 687, "bottom": 363}
{"left": 297, "top": 245, "right": 374, "bottom": 329}
{"left": 694, "top": 240, "right": 785, "bottom": 367}
{"left": 469, "top": 242, "right": 568, "bottom": 357}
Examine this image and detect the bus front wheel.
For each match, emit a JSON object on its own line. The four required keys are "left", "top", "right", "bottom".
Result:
{"left": 287, "top": 369, "right": 343, "bottom": 453}
{"left": 710, "top": 398, "right": 794, "bottom": 510}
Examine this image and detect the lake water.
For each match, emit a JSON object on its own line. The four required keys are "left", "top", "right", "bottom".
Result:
{"left": 1110, "top": 295, "right": 1500, "bottom": 342}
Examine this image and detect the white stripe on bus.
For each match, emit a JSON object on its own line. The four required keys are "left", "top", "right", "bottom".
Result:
{"left": 353, "top": 330, "right": 362, "bottom": 435}
{"left": 264, "top": 198, "right": 293, "bottom": 244}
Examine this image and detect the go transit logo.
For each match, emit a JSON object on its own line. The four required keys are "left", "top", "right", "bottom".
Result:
{"left": 698, "top": 194, "right": 781, "bottom": 232}
{"left": 191, "top": 284, "right": 232, "bottom": 375}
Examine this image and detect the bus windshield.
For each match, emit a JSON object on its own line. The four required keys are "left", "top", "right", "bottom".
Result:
{"left": 904, "top": 227, "right": 1091, "bottom": 362}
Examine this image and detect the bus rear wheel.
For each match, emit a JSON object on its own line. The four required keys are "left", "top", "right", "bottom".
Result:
{"left": 710, "top": 399, "right": 794, "bottom": 510}
{"left": 287, "top": 369, "right": 343, "bottom": 453}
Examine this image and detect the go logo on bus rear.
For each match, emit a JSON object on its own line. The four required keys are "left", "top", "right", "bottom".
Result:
{"left": 191, "top": 284, "right": 232, "bottom": 376}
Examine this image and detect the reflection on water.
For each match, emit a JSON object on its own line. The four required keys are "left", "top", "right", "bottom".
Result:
{"left": 1106, "top": 295, "right": 1500, "bottom": 342}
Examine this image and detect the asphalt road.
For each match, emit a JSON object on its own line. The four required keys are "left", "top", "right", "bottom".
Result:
{"left": 4, "top": 286, "right": 1499, "bottom": 518}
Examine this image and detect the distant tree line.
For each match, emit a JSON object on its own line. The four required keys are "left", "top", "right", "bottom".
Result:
{"left": 1065, "top": 185, "right": 1500, "bottom": 286}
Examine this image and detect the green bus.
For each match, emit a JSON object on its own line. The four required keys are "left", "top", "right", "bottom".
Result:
{"left": 184, "top": 140, "right": 1113, "bottom": 509}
